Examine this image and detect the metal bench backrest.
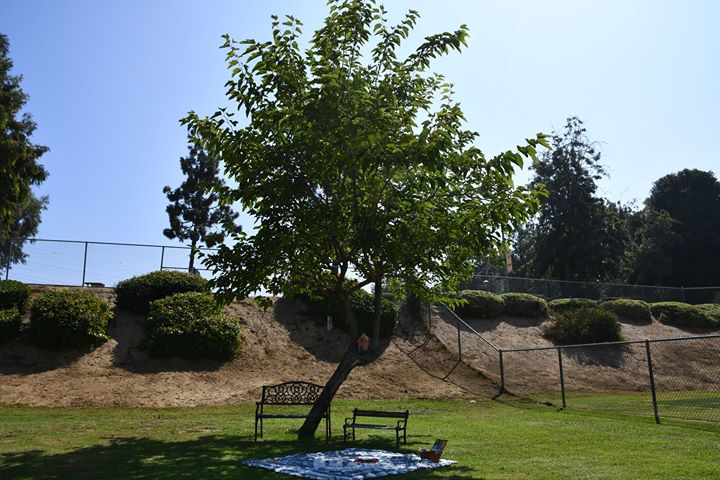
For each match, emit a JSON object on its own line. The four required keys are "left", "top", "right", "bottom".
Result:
{"left": 353, "top": 409, "right": 409, "bottom": 419}
{"left": 261, "top": 381, "right": 324, "bottom": 405}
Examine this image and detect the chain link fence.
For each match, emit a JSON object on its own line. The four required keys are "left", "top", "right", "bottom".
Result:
{"left": 464, "top": 274, "right": 720, "bottom": 304}
{"left": 2, "top": 238, "right": 216, "bottom": 287}
{"left": 436, "top": 307, "right": 720, "bottom": 423}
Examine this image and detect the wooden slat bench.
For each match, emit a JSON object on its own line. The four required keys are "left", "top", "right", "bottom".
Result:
{"left": 343, "top": 408, "right": 409, "bottom": 448}
{"left": 255, "top": 381, "right": 330, "bottom": 442}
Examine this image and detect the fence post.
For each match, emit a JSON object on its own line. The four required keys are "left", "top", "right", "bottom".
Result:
{"left": 645, "top": 340, "right": 660, "bottom": 424}
{"left": 499, "top": 349, "right": 505, "bottom": 394}
{"left": 558, "top": 347, "right": 567, "bottom": 409}
{"left": 160, "top": 246, "right": 165, "bottom": 270}
{"left": 81, "top": 242, "right": 88, "bottom": 286}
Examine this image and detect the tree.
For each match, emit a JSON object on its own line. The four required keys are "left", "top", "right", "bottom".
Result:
{"left": 1, "top": 193, "right": 48, "bottom": 273}
{"left": 515, "top": 117, "right": 630, "bottom": 282}
{"left": 641, "top": 169, "right": 720, "bottom": 287}
{"left": 184, "top": 0, "right": 547, "bottom": 438}
{"left": 626, "top": 208, "right": 679, "bottom": 285}
{"left": 162, "top": 141, "right": 240, "bottom": 271}
{"left": 0, "top": 33, "right": 49, "bottom": 239}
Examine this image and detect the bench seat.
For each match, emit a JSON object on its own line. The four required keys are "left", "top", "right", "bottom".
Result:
{"left": 255, "top": 381, "right": 330, "bottom": 442}
{"left": 343, "top": 408, "right": 409, "bottom": 448}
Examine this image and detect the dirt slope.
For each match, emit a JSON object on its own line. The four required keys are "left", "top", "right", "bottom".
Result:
{"left": 430, "top": 308, "right": 720, "bottom": 394}
{"left": 0, "top": 291, "right": 496, "bottom": 407}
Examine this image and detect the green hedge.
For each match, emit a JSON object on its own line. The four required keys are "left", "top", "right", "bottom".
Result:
{"left": 0, "top": 280, "right": 31, "bottom": 313}
{"left": 451, "top": 290, "right": 504, "bottom": 319}
{"left": 115, "top": 271, "right": 209, "bottom": 314}
{"left": 542, "top": 307, "right": 623, "bottom": 345}
{"left": 330, "top": 290, "right": 398, "bottom": 338}
{"left": 599, "top": 299, "right": 652, "bottom": 324}
{"left": 0, "top": 308, "right": 22, "bottom": 342}
{"left": 146, "top": 292, "right": 242, "bottom": 360}
{"left": 650, "top": 302, "right": 717, "bottom": 329}
{"left": 501, "top": 293, "right": 548, "bottom": 317}
{"left": 696, "top": 304, "right": 720, "bottom": 325}
{"left": 30, "top": 289, "right": 112, "bottom": 349}
{"left": 548, "top": 298, "right": 597, "bottom": 314}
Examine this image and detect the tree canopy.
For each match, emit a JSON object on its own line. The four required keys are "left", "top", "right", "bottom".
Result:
{"left": 640, "top": 169, "right": 720, "bottom": 287}
{"left": 183, "top": 0, "right": 546, "bottom": 437}
{"left": 0, "top": 33, "right": 48, "bottom": 239}
{"left": 514, "top": 117, "right": 630, "bottom": 282}
{"left": 162, "top": 140, "right": 240, "bottom": 271}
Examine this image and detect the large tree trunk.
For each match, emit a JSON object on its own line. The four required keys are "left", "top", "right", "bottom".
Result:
{"left": 297, "top": 345, "right": 363, "bottom": 440}
{"left": 371, "top": 278, "right": 382, "bottom": 351}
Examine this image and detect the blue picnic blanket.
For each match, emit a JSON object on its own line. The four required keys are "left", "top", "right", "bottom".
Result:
{"left": 242, "top": 448, "right": 455, "bottom": 479}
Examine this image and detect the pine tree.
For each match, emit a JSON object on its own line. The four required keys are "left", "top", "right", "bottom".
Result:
{"left": 0, "top": 33, "right": 49, "bottom": 239}
{"left": 162, "top": 141, "right": 239, "bottom": 271}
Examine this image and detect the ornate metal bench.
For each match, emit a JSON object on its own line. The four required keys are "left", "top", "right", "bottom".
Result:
{"left": 343, "top": 408, "right": 409, "bottom": 448}
{"left": 255, "top": 381, "right": 331, "bottom": 442}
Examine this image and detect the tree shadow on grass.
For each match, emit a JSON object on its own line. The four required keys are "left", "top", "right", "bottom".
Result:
{"left": 0, "top": 435, "right": 477, "bottom": 480}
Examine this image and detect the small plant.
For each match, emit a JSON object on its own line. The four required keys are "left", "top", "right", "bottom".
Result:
{"left": 146, "top": 292, "right": 242, "bottom": 360}
{"left": 115, "top": 270, "right": 208, "bottom": 314}
{"left": 0, "top": 279, "right": 31, "bottom": 313}
{"left": 501, "top": 293, "right": 548, "bottom": 317}
{"left": 548, "top": 298, "right": 597, "bottom": 315}
{"left": 334, "top": 289, "right": 398, "bottom": 338}
{"left": 0, "top": 308, "right": 22, "bottom": 342}
{"left": 650, "top": 302, "right": 717, "bottom": 329}
{"left": 30, "top": 289, "right": 112, "bottom": 349}
{"left": 599, "top": 299, "right": 652, "bottom": 324}
{"left": 542, "top": 307, "right": 623, "bottom": 345}
{"left": 451, "top": 290, "right": 504, "bottom": 319}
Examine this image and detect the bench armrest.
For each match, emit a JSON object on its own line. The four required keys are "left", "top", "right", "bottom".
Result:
{"left": 344, "top": 417, "right": 354, "bottom": 425}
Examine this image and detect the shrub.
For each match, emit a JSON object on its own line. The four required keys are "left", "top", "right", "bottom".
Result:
{"left": 146, "top": 292, "right": 242, "bottom": 360}
{"left": 599, "top": 299, "right": 652, "bottom": 324}
{"left": 115, "top": 270, "right": 208, "bottom": 314}
{"left": 650, "top": 302, "right": 717, "bottom": 329}
{"left": 542, "top": 307, "right": 623, "bottom": 345}
{"left": 696, "top": 304, "right": 720, "bottom": 325}
{"left": 451, "top": 290, "right": 504, "bottom": 319}
{"left": 548, "top": 298, "right": 597, "bottom": 315}
{"left": 0, "top": 308, "right": 22, "bottom": 342}
{"left": 0, "top": 280, "right": 31, "bottom": 313}
{"left": 30, "top": 289, "right": 111, "bottom": 349}
{"left": 501, "top": 293, "right": 548, "bottom": 317}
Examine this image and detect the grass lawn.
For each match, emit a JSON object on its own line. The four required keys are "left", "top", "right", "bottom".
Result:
{"left": 0, "top": 398, "right": 718, "bottom": 479}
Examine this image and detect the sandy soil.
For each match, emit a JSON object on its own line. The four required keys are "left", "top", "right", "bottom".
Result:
{"left": 1, "top": 287, "right": 716, "bottom": 406}
{"left": 430, "top": 309, "right": 720, "bottom": 394}
{"left": 0, "top": 290, "right": 496, "bottom": 407}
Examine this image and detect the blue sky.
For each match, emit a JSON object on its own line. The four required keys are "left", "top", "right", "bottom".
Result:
{"left": 2, "top": 0, "right": 719, "bottom": 285}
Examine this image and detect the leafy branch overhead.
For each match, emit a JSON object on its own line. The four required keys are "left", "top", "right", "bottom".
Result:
{"left": 183, "top": 0, "right": 548, "bottom": 314}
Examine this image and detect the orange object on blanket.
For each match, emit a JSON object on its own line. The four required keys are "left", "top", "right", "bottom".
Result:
{"left": 419, "top": 439, "right": 447, "bottom": 463}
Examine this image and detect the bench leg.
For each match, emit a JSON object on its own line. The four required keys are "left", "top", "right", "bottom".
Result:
{"left": 343, "top": 425, "right": 347, "bottom": 443}
{"left": 352, "top": 427, "right": 355, "bottom": 441}
{"left": 396, "top": 429, "right": 400, "bottom": 449}
{"left": 404, "top": 427, "right": 407, "bottom": 444}
{"left": 254, "top": 416, "right": 258, "bottom": 442}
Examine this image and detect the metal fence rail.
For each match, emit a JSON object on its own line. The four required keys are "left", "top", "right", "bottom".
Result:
{"left": 465, "top": 274, "right": 720, "bottom": 304}
{"left": 499, "top": 335, "right": 720, "bottom": 423}
{"left": 435, "top": 306, "right": 720, "bottom": 423}
{"left": 2, "top": 237, "right": 216, "bottom": 287}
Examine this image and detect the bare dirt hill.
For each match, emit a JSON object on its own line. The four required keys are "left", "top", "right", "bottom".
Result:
{"left": 0, "top": 290, "right": 496, "bottom": 407}
{"left": 430, "top": 308, "right": 720, "bottom": 395}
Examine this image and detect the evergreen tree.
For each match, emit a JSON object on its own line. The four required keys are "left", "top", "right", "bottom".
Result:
{"left": 0, "top": 33, "right": 49, "bottom": 239}
{"left": 1, "top": 193, "right": 48, "bottom": 273}
{"left": 515, "top": 117, "right": 630, "bottom": 282}
{"left": 162, "top": 141, "right": 240, "bottom": 271}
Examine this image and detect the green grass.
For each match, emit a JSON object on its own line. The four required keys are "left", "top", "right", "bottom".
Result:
{"left": 514, "top": 390, "right": 720, "bottom": 422}
{"left": 1, "top": 399, "right": 719, "bottom": 479}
